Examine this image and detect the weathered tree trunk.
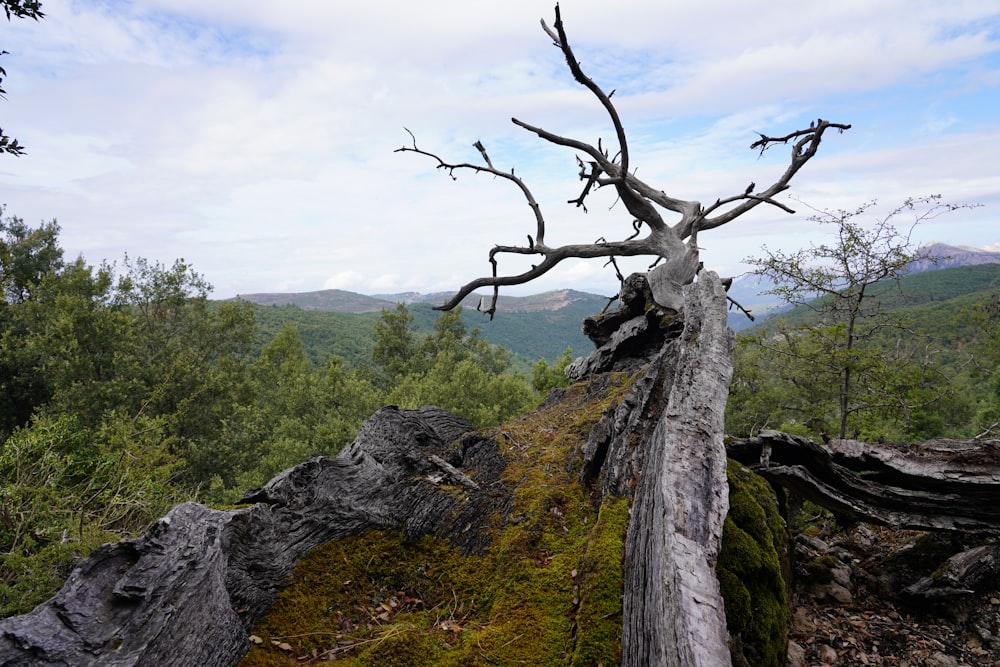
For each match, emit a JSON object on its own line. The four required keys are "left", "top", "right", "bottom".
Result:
{"left": 0, "top": 407, "right": 509, "bottom": 666}
{"left": 620, "top": 272, "right": 734, "bottom": 665}
{"left": 727, "top": 430, "right": 1000, "bottom": 532}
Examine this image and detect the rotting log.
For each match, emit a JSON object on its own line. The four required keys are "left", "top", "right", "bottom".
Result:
{"left": 727, "top": 430, "right": 1000, "bottom": 533}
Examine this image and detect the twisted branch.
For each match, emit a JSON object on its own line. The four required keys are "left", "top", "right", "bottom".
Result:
{"left": 397, "top": 6, "right": 849, "bottom": 318}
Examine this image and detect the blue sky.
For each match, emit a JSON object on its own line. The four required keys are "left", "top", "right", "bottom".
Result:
{"left": 2, "top": 0, "right": 999, "bottom": 300}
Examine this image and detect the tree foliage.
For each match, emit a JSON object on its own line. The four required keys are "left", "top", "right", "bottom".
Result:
{"left": 1, "top": 0, "right": 44, "bottom": 155}
{"left": 737, "top": 196, "right": 977, "bottom": 440}
{"left": 374, "top": 304, "right": 535, "bottom": 428}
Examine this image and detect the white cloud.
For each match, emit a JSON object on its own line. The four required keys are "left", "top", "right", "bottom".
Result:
{"left": 1, "top": 0, "right": 998, "bottom": 299}
{"left": 323, "top": 271, "right": 364, "bottom": 290}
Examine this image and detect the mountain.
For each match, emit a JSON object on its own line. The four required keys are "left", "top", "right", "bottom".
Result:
{"left": 724, "top": 242, "right": 1000, "bottom": 331}
{"left": 742, "top": 263, "right": 1000, "bottom": 350}
{"left": 908, "top": 242, "right": 1000, "bottom": 273}
{"left": 238, "top": 287, "right": 614, "bottom": 315}
{"left": 233, "top": 289, "right": 393, "bottom": 313}
{"left": 236, "top": 243, "right": 1000, "bottom": 365}
{"left": 724, "top": 274, "right": 788, "bottom": 332}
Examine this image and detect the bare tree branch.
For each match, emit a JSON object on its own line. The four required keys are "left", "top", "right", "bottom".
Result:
{"left": 398, "top": 7, "right": 849, "bottom": 317}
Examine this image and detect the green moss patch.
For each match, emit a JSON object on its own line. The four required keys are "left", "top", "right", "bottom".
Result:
{"left": 718, "top": 460, "right": 790, "bottom": 667}
{"left": 241, "top": 378, "right": 632, "bottom": 666}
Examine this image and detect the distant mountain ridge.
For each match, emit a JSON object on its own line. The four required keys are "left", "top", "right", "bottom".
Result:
{"left": 724, "top": 242, "right": 1000, "bottom": 330}
{"left": 909, "top": 242, "right": 1000, "bottom": 273}
{"left": 237, "top": 243, "right": 998, "bottom": 317}
{"left": 236, "top": 287, "right": 612, "bottom": 315}
{"left": 234, "top": 242, "right": 1000, "bottom": 361}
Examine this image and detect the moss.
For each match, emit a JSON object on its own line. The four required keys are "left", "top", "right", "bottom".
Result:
{"left": 717, "top": 461, "right": 789, "bottom": 667}
{"left": 570, "top": 497, "right": 628, "bottom": 667}
{"left": 355, "top": 628, "right": 440, "bottom": 666}
{"left": 717, "top": 568, "right": 752, "bottom": 634}
{"left": 801, "top": 555, "right": 839, "bottom": 584}
{"left": 242, "top": 377, "right": 632, "bottom": 667}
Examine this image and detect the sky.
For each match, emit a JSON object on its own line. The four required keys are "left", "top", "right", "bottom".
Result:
{"left": 2, "top": 0, "right": 999, "bottom": 301}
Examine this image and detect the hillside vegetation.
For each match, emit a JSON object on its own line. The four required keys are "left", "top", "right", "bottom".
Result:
{"left": 5, "top": 208, "right": 1000, "bottom": 643}
{"left": 0, "top": 215, "right": 575, "bottom": 617}
{"left": 246, "top": 292, "right": 603, "bottom": 371}
{"left": 727, "top": 264, "right": 1000, "bottom": 441}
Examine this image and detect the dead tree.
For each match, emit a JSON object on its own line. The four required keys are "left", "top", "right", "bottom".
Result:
{"left": 727, "top": 430, "right": 1000, "bottom": 533}
{"left": 397, "top": 6, "right": 848, "bottom": 665}
{"left": 397, "top": 5, "right": 849, "bottom": 318}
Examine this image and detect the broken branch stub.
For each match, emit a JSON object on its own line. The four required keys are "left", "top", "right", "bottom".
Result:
{"left": 396, "top": 6, "right": 849, "bottom": 317}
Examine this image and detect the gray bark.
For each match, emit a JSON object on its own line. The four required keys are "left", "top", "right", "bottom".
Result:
{"left": 620, "top": 272, "right": 735, "bottom": 666}
{"left": 727, "top": 430, "right": 1000, "bottom": 532}
{"left": 0, "top": 408, "right": 509, "bottom": 666}
{"left": 902, "top": 544, "right": 1000, "bottom": 606}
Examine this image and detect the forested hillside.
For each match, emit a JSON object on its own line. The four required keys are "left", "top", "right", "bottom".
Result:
{"left": 246, "top": 292, "right": 602, "bottom": 371}
{"left": 5, "top": 206, "right": 1000, "bottom": 644}
{"left": 747, "top": 263, "right": 1000, "bottom": 332}
{"left": 727, "top": 263, "right": 1000, "bottom": 441}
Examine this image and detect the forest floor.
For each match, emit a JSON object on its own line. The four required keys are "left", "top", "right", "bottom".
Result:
{"left": 788, "top": 523, "right": 1000, "bottom": 666}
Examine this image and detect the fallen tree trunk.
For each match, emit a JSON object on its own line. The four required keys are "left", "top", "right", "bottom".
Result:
{"left": 0, "top": 407, "right": 509, "bottom": 666}
{"left": 727, "top": 430, "right": 1000, "bottom": 532}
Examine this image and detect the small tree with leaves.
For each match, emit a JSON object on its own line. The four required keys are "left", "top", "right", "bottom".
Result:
{"left": 745, "top": 195, "right": 977, "bottom": 439}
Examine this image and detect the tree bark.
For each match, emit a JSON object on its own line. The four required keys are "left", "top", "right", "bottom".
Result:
{"left": 621, "top": 273, "right": 735, "bottom": 665}
{"left": 727, "top": 430, "right": 1000, "bottom": 532}
{"left": 0, "top": 408, "right": 511, "bottom": 666}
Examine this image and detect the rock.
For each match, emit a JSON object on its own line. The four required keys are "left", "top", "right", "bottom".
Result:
{"left": 830, "top": 563, "right": 852, "bottom": 589}
{"left": 809, "top": 581, "right": 853, "bottom": 605}
{"left": 924, "top": 651, "right": 959, "bottom": 667}
{"left": 787, "top": 640, "right": 806, "bottom": 667}
{"left": 791, "top": 607, "right": 816, "bottom": 633}
{"left": 849, "top": 523, "right": 878, "bottom": 550}
{"left": 796, "top": 534, "right": 830, "bottom": 554}
{"left": 818, "top": 643, "right": 838, "bottom": 663}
